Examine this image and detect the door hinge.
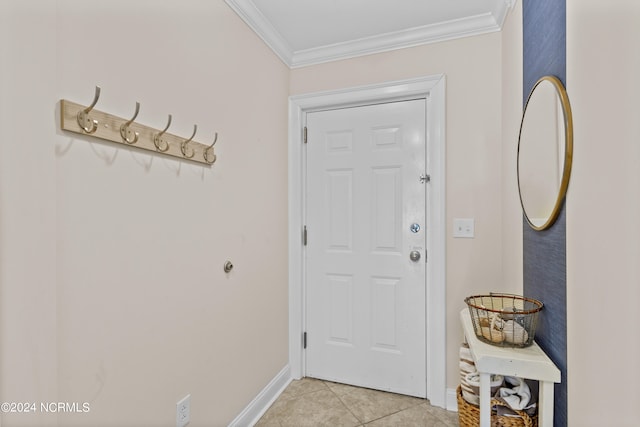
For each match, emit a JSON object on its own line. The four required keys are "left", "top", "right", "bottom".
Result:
{"left": 303, "top": 126, "right": 308, "bottom": 144}
{"left": 303, "top": 332, "right": 307, "bottom": 349}
{"left": 419, "top": 173, "right": 430, "bottom": 184}
{"left": 303, "top": 225, "right": 308, "bottom": 246}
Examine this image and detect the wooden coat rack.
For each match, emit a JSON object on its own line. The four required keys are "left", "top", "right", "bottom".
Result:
{"left": 60, "top": 86, "right": 217, "bottom": 165}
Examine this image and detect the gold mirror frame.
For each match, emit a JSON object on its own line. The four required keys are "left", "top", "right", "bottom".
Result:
{"left": 517, "top": 76, "right": 573, "bottom": 231}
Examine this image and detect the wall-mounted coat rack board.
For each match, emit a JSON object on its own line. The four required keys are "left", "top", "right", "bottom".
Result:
{"left": 59, "top": 86, "right": 217, "bottom": 166}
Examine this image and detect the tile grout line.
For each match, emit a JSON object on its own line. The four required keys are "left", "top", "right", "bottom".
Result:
{"left": 326, "top": 384, "right": 418, "bottom": 426}
{"left": 327, "top": 384, "right": 440, "bottom": 426}
{"left": 326, "top": 383, "right": 367, "bottom": 426}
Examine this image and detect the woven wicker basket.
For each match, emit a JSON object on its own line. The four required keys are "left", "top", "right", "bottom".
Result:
{"left": 457, "top": 386, "right": 537, "bottom": 427}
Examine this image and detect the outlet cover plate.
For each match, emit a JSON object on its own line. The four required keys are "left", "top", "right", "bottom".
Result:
{"left": 176, "top": 394, "right": 191, "bottom": 427}
{"left": 453, "top": 218, "right": 475, "bottom": 238}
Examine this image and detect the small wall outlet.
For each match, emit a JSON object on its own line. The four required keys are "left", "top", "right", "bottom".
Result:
{"left": 176, "top": 394, "right": 191, "bottom": 427}
{"left": 453, "top": 218, "right": 475, "bottom": 238}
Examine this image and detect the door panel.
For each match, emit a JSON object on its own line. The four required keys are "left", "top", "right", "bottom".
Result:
{"left": 371, "top": 167, "right": 402, "bottom": 252}
{"left": 305, "top": 99, "right": 427, "bottom": 397}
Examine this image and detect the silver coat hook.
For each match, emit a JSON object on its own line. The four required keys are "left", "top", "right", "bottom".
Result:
{"left": 203, "top": 132, "right": 218, "bottom": 164}
{"left": 153, "top": 114, "right": 172, "bottom": 152}
{"left": 180, "top": 125, "right": 197, "bottom": 159}
{"left": 120, "top": 102, "right": 140, "bottom": 144}
{"left": 76, "top": 86, "right": 101, "bottom": 134}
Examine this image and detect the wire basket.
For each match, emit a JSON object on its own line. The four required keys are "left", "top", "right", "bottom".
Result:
{"left": 464, "top": 293, "right": 543, "bottom": 348}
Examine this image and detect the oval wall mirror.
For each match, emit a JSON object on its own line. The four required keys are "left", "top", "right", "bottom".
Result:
{"left": 517, "top": 75, "right": 573, "bottom": 230}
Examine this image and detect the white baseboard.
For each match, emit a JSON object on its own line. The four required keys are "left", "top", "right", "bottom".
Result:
{"left": 446, "top": 387, "right": 459, "bottom": 412}
{"left": 228, "top": 365, "right": 292, "bottom": 427}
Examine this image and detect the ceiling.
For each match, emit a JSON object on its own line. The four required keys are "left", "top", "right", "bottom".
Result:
{"left": 225, "top": 0, "right": 516, "bottom": 68}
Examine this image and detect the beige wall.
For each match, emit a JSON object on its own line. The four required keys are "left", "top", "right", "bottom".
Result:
{"left": 0, "top": 2, "right": 58, "bottom": 426}
{"left": 567, "top": 1, "right": 640, "bottom": 424}
{"left": 291, "top": 32, "right": 506, "bottom": 391}
{"left": 501, "top": 0, "right": 524, "bottom": 294}
{"left": 0, "top": 1, "right": 290, "bottom": 426}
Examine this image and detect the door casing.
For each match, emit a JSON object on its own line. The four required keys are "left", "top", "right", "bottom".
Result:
{"left": 287, "top": 75, "right": 447, "bottom": 408}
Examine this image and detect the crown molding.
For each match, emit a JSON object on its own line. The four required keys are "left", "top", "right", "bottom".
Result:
{"left": 290, "top": 13, "right": 500, "bottom": 68}
{"left": 495, "top": 0, "right": 517, "bottom": 28}
{"left": 225, "top": 0, "right": 515, "bottom": 69}
{"left": 224, "top": 0, "right": 293, "bottom": 66}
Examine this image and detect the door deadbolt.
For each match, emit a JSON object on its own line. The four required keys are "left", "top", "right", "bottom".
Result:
{"left": 410, "top": 223, "right": 421, "bottom": 233}
{"left": 409, "top": 250, "right": 421, "bottom": 262}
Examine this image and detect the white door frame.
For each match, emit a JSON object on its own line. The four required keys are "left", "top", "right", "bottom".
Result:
{"left": 287, "top": 75, "right": 447, "bottom": 408}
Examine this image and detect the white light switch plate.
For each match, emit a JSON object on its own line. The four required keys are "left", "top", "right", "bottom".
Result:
{"left": 453, "top": 218, "right": 475, "bottom": 238}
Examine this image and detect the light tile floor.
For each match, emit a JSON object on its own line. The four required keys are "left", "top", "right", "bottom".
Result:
{"left": 255, "top": 378, "right": 459, "bottom": 427}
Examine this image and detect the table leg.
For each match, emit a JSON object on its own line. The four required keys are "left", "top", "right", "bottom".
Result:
{"left": 538, "top": 380, "right": 555, "bottom": 427}
{"left": 479, "top": 372, "right": 490, "bottom": 427}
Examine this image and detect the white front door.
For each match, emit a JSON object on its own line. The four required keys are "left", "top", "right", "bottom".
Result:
{"left": 305, "top": 99, "right": 427, "bottom": 398}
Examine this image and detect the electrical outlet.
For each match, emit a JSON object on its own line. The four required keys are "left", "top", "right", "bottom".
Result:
{"left": 453, "top": 218, "right": 475, "bottom": 238}
{"left": 176, "top": 394, "right": 191, "bottom": 427}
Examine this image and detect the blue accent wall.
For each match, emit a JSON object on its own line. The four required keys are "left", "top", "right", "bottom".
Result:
{"left": 522, "top": 0, "right": 567, "bottom": 426}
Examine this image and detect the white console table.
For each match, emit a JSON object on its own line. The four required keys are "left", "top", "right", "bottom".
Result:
{"left": 460, "top": 308, "right": 561, "bottom": 427}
